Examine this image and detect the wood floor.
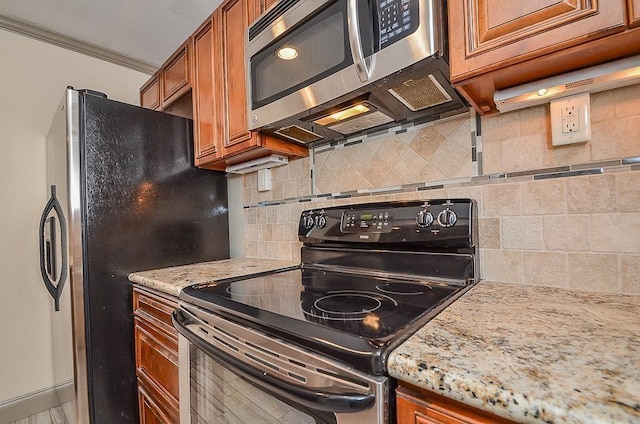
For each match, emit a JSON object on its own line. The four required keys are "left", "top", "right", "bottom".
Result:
{"left": 9, "top": 401, "right": 74, "bottom": 424}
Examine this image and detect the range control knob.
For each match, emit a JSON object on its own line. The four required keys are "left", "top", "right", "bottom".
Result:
{"left": 416, "top": 210, "right": 434, "bottom": 228}
{"left": 437, "top": 209, "right": 457, "bottom": 228}
{"left": 315, "top": 214, "right": 327, "bottom": 229}
{"left": 302, "top": 214, "right": 315, "bottom": 229}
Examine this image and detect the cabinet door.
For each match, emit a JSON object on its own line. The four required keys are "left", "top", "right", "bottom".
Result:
{"left": 138, "top": 381, "right": 177, "bottom": 424}
{"left": 449, "top": 0, "right": 627, "bottom": 81}
{"left": 161, "top": 40, "right": 191, "bottom": 108}
{"left": 192, "top": 16, "right": 225, "bottom": 167}
{"left": 220, "top": 0, "right": 260, "bottom": 157}
{"left": 396, "top": 384, "right": 513, "bottom": 424}
{"left": 630, "top": 0, "right": 640, "bottom": 27}
{"left": 140, "top": 73, "right": 160, "bottom": 110}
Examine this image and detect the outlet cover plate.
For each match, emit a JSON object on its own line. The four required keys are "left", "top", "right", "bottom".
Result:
{"left": 257, "top": 168, "right": 272, "bottom": 192}
{"left": 550, "top": 93, "right": 591, "bottom": 146}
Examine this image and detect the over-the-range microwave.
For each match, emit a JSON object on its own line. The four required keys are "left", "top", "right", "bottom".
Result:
{"left": 246, "top": 0, "right": 468, "bottom": 147}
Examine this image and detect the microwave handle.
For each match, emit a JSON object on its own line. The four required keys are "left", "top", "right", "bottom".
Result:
{"left": 347, "top": 0, "right": 372, "bottom": 82}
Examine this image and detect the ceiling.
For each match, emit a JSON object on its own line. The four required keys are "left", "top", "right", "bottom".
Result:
{"left": 0, "top": 0, "right": 224, "bottom": 73}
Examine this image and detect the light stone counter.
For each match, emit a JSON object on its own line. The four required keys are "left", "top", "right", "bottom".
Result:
{"left": 128, "top": 258, "right": 299, "bottom": 297}
{"left": 388, "top": 281, "right": 640, "bottom": 423}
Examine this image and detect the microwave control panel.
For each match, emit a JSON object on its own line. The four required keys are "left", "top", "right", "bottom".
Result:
{"left": 377, "top": 0, "right": 419, "bottom": 48}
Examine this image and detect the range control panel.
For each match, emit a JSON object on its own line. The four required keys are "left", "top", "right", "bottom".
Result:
{"left": 299, "top": 199, "right": 476, "bottom": 247}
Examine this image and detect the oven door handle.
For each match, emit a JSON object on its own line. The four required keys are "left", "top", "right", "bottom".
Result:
{"left": 172, "top": 309, "right": 376, "bottom": 413}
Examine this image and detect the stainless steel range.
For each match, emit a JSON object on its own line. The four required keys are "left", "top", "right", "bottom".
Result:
{"left": 173, "top": 199, "right": 477, "bottom": 423}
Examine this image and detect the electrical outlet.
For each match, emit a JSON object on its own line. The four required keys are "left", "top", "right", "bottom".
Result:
{"left": 257, "top": 168, "right": 272, "bottom": 192}
{"left": 550, "top": 93, "right": 591, "bottom": 146}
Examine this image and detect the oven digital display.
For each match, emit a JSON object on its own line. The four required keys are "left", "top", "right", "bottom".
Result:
{"left": 342, "top": 209, "right": 393, "bottom": 234}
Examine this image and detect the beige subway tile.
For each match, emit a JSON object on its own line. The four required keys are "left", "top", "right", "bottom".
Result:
{"left": 568, "top": 253, "right": 619, "bottom": 292}
{"left": 291, "top": 242, "right": 302, "bottom": 263}
{"left": 591, "top": 214, "right": 640, "bottom": 253}
{"left": 519, "top": 104, "right": 549, "bottom": 137}
{"left": 481, "top": 139, "right": 502, "bottom": 175}
{"left": 243, "top": 186, "right": 252, "bottom": 205}
{"left": 618, "top": 171, "right": 640, "bottom": 212}
{"left": 274, "top": 164, "right": 290, "bottom": 182}
{"left": 481, "top": 249, "right": 523, "bottom": 283}
{"left": 482, "top": 111, "right": 520, "bottom": 143}
{"left": 419, "top": 189, "right": 448, "bottom": 200}
{"left": 378, "top": 136, "right": 408, "bottom": 167}
{"left": 433, "top": 138, "right": 470, "bottom": 178}
{"left": 448, "top": 117, "right": 472, "bottom": 150}
{"left": 590, "top": 90, "right": 616, "bottom": 123}
{"left": 482, "top": 183, "right": 522, "bottom": 217}
{"left": 272, "top": 181, "right": 284, "bottom": 201}
{"left": 394, "top": 191, "right": 421, "bottom": 201}
{"left": 276, "top": 204, "right": 289, "bottom": 224}
{"left": 501, "top": 135, "right": 544, "bottom": 173}
{"left": 283, "top": 179, "right": 297, "bottom": 198}
{"left": 615, "top": 83, "right": 640, "bottom": 118}
{"left": 502, "top": 216, "right": 544, "bottom": 250}
{"left": 277, "top": 242, "right": 292, "bottom": 260}
{"left": 478, "top": 218, "right": 501, "bottom": 249}
{"left": 296, "top": 176, "right": 312, "bottom": 196}
{"left": 543, "top": 215, "right": 591, "bottom": 251}
{"left": 271, "top": 224, "right": 286, "bottom": 241}
{"left": 523, "top": 251, "right": 568, "bottom": 288}
{"left": 256, "top": 207, "right": 267, "bottom": 224}
{"left": 244, "top": 223, "right": 261, "bottom": 241}
{"left": 393, "top": 148, "right": 429, "bottom": 183}
{"left": 244, "top": 172, "right": 257, "bottom": 188}
{"left": 541, "top": 140, "right": 591, "bottom": 168}
{"left": 447, "top": 186, "right": 483, "bottom": 210}
{"left": 266, "top": 207, "right": 278, "bottom": 224}
{"left": 409, "top": 126, "right": 446, "bottom": 162}
{"left": 590, "top": 116, "right": 640, "bottom": 160}
{"left": 261, "top": 224, "right": 273, "bottom": 241}
{"left": 522, "top": 179, "right": 567, "bottom": 215}
{"left": 435, "top": 115, "right": 468, "bottom": 139}
{"left": 566, "top": 174, "right": 617, "bottom": 213}
{"left": 620, "top": 255, "right": 640, "bottom": 294}
{"left": 244, "top": 208, "right": 257, "bottom": 225}
{"left": 244, "top": 240, "right": 257, "bottom": 258}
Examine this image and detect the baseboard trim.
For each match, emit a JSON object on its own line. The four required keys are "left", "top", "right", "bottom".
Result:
{"left": 0, "top": 382, "right": 73, "bottom": 423}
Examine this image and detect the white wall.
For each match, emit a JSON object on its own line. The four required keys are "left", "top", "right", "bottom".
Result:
{"left": 0, "top": 28, "right": 149, "bottom": 403}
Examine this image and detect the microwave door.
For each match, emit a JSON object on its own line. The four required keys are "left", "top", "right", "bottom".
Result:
{"left": 247, "top": 0, "right": 375, "bottom": 130}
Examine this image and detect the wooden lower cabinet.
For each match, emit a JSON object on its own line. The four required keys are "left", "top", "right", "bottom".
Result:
{"left": 396, "top": 382, "right": 513, "bottom": 424}
{"left": 133, "top": 287, "right": 179, "bottom": 424}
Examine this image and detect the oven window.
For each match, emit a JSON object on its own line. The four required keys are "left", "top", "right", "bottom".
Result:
{"left": 250, "top": 1, "right": 352, "bottom": 109}
{"left": 191, "top": 348, "right": 337, "bottom": 424}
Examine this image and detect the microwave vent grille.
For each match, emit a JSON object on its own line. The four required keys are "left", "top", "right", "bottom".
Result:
{"left": 275, "top": 125, "right": 323, "bottom": 144}
{"left": 388, "top": 74, "right": 453, "bottom": 111}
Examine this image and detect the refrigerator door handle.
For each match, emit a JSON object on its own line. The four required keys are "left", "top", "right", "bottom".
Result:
{"left": 38, "top": 185, "right": 68, "bottom": 311}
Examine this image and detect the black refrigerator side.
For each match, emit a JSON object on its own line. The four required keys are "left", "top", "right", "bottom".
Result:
{"left": 79, "top": 90, "right": 229, "bottom": 424}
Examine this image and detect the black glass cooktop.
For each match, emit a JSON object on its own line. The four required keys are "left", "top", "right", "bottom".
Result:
{"left": 180, "top": 267, "right": 468, "bottom": 373}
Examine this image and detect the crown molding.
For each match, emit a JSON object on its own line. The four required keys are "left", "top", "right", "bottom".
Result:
{"left": 0, "top": 13, "right": 157, "bottom": 74}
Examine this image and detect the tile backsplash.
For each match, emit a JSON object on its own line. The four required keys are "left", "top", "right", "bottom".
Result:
{"left": 242, "top": 84, "right": 640, "bottom": 295}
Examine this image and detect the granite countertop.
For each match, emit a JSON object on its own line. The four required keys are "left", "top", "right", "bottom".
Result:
{"left": 388, "top": 281, "right": 640, "bottom": 423}
{"left": 128, "top": 257, "right": 299, "bottom": 297}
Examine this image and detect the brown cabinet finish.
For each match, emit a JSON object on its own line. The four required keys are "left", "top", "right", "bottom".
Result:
{"left": 449, "top": 0, "right": 640, "bottom": 114}
{"left": 160, "top": 40, "right": 192, "bottom": 108}
{"left": 220, "top": 0, "right": 259, "bottom": 156}
{"left": 396, "top": 382, "right": 514, "bottom": 424}
{"left": 630, "top": 0, "right": 640, "bottom": 27}
{"left": 192, "top": 16, "right": 225, "bottom": 168}
{"left": 140, "top": 73, "right": 161, "bottom": 110}
{"left": 133, "top": 287, "right": 179, "bottom": 424}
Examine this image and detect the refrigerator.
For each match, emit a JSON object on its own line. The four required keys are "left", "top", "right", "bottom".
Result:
{"left": 39, "top": 88, "right": 230, "bottom": 424}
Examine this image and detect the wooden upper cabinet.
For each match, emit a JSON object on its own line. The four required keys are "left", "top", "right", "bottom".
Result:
{"left": 160, "top": 40, "right": 192, "bottom": 108}
{"left": 140, "top": 73, "right": 161, "bottom": 110}
{"left": 630, "top": 0, "right": 640, "bottom": 27}
{"left": 220, "top": 0, "right": 259, "bottom": 157}
{"left": 448, "top": 0, "right": 640, "bottom": 114}
{"left": 449, "top": 0, "right": 626, "bottom": 80}
{"left": 192, "top": 15, "right": 224, "bottom": 168}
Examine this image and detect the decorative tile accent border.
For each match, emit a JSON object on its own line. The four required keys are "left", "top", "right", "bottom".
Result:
{"left": 243, "top": 156, "right": 640, "bottom": 209}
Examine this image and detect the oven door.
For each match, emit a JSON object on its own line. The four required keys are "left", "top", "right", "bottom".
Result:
{"left": 173, "top": 304, "right": 389, "bottom": 424}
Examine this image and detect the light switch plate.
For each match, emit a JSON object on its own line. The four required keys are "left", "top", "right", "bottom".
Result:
{"left": 257, "top": 168, "right": 272, "bottom": 192}
{"left": 550, "top": 93, "right": 591, "bottom": 146}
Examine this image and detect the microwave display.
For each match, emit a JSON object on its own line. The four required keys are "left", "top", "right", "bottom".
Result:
{"left": 378, "top": 0, "right": 419, "bottom": 48}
